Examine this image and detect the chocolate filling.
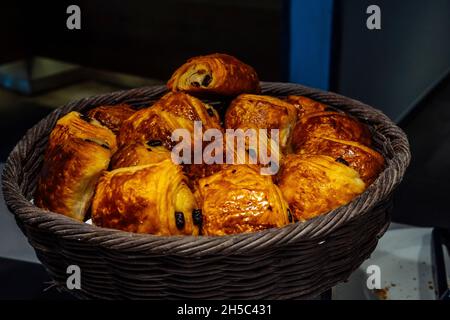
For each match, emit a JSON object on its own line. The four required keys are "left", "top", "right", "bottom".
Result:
{"left": 175, "top": 211, "right": 185, "bottom": 230}
{"left": 147, "top": 140, "right": 163, "bottom": 147}
{"left": 335, "top": 157, "right": 350, "bottom": 166}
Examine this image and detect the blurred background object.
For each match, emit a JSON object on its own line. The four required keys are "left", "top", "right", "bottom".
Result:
{"left": 2, "top": 1, "right": 449, "bottom": 118}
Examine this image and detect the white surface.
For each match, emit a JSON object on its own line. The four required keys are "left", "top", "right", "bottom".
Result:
{"left": 334, "top": 225, "right": 450, "bottom": 300}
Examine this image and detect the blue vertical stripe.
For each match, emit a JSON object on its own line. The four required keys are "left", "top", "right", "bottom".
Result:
{"left": 289, "top": 0, "right": 334, "bottom": 90}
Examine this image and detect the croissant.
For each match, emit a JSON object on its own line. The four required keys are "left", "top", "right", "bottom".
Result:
{"left": 87, "top": 104, "right": 136, "bottom": 134}
{"left": 195, "top": 165, "right": 291, "bottom": 236}
{"left": 110, "top": 141, "right": 172, "bottom": 170}
{"left": 300, "top": 136, "right": 385, "bottom": 185}
{"left": 92, "top": 160, "right": 199, "bottom": 235}
{"left": 277, "top": 154, "right": 366, "bottom": 221}
{"left": 118, "top": 92, "right": 222, "bottom": 149}
{"left": 225, "top": 94, "right": 298, "bottom": 153}
{"left": 34, "top": 111, "right": 117, "bottom": 221}
{"left": 291, "top": 111, "right": 372, "bottom": 151}
{"left": 167, "top": 53, "right": 260, "bottom": 96}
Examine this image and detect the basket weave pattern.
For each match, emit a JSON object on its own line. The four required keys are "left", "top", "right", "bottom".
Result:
{"left": 2, "top": 83, "right": 410, "bottom": 299}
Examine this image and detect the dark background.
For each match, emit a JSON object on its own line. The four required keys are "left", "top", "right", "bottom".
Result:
{"left": 2, "top": 1, "right": 449, "bottom": 121}
{"left": 331, "top": 0, "right": 450, "bottom": 121}
{"left": 0, "top": 1, "right": 286, "bottom": 81}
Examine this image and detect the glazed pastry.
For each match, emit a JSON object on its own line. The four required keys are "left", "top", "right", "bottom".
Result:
{"left": 87, "top": 104, "right": 136, "bottom": 134}
{"left": 34, "top": 111, "right": 117, "bottom": 221}
{"left": 286, "top": 95, "right": 337, "bottom": 118}
{"left": 183, "top": 162, "right": 223, "bottom": 188}
{"left": 277, "top": 154, "right": 366, "bottom": 221}
{"left": 291, "top": 111, "right": 372, "bottom": 151}
{"left": 110, "top": 140, "right": 220, "bottom": 186}
{"left": 167, "top": 53, "right": 260, "bottom": 96}
{"left": 118, "top": 92, "right": 222, "bottom": 149}
{"left": 300, "top": 136, "right": 385, "bottom": 185}
{"left": 183, "top": 137, "right": 263, "bottom": 186}
{"left": 225, "top": 94, "right": 298, "bottom": 153}
{"left": 92, "top": 160, "right": 199, "bottom": 235}
{"left": 195, "top": 165, "right": 291, "bottom": 236}
{"left": 110, "top": 141, "right": 172, "bottom": 170}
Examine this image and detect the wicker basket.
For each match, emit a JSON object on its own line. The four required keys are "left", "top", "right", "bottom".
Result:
{"left": 1, "top": 82, "right": 410, "bottom": 299}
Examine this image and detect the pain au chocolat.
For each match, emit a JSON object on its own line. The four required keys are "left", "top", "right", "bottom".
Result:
{"left": 92, "top": 159, "right": 199, "bottom": 236}
{"left": 195, "top": 165, "right": 291, "bottom": 236}
{"left": 87, "top": 104, "right": 136, "bottom": 134}
{"left": 299, "top": 136, "right": 384, "bottom": 185}
{"left": 167, "top": 53, "right": 260, "bottom": 96}
{"left": 225, "top": 94, "right": 298, "bottom": 153}
{"left": 118, "top": 91, "right": 222, "bottom": 149}
{"left": 277, "top": 154, "right": 366, "bottom": 222}
{"left": 289, "top": 95, "right": 384, "bottom": 185}
{"left": 292, "top": 110, "right": 372, "bottom": 151}
{"left": 34, "top": 111, "right": 117, "bottom": 221}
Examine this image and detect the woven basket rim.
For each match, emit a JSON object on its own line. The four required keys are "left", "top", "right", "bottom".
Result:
{"left": 1, "top": 82, "right": 411, "bottom": 256}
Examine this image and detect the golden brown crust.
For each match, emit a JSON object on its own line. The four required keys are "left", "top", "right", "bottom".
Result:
{"left": 87, "top": 104, "right": 136, "bottom": 134}
{"left": 183, "top": 163, "right": 223, "bottom": 188}
{"left": 110, "top": 142, "right": 172, "bottom": 170}
{"left": 167, "top": 53, "right": 260, "bottom": 96}
{"left": 182, "top": 137, "right": 263, "bottom": 187}
{"left": 34, "top": 112, "right": 117, "bottom": 221}
{"left": 286, "top": 95, "right": 334, "bottom": 118}
{"left": 92, "top": 160, "right": 199, "bottom": 235}
{"left": 195, "top": 165, "right": 290, "bottom": 236}
{"left": 299, "top": 136, "right": 385, "bottom": 185}
{"left": 277, "top": 154, "right": 366, "bottom": 221}
{"left": 225, "top": 94, "right": 298, "bottom": 152}
{"left": 118, "top": 92, "right": 222, "bottom": 149}
{"left": 291, "top": 111, "right": 372, "bottom": 151}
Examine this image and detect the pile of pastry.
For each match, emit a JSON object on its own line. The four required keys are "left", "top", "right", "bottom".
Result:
{"left": 34, "top": 54, "right": 384, "bottom": 236}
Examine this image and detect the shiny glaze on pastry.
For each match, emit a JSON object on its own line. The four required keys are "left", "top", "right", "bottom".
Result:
{"left": 118, "top": 92, "right": 222, "bottom": 149}
{"left": 292, "top": 111, "right": 372, "bottom": 151}
{"left": 286, "top": 95, "right": 336, "bottom": 117}
{"left": 87, "top": 104, "right": 136, "bottom": 134}
{"left": 110, "top": 141, "right": 172, "bottom": 170}
{"left": 183, "top": 163, "right": 223, "bottom": 188}
{"left": 34, "top": 111, "right": 117, "bottom": 221}
{"left": 167, "top": 53, "right": 260, "bottom": 96}
{"left": 299, "top": 136, "right": 385, "bottom": 185}
{"left": 92, "top": 160, "right": 199, "bottom": 235}
{"left": 183, "top": 137, "right": 264, "bottom": 186}
{"left": 225, "top": 94, "right": 298, "bottom": 152}
{"left": 109, "top": 141, "right": 220, "bottom": 194}
{"left": 195, "top": 165, "right": 290, "bottom": 236}
{"left": 277, "top": 154, "right": 366, "bottom": 221}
